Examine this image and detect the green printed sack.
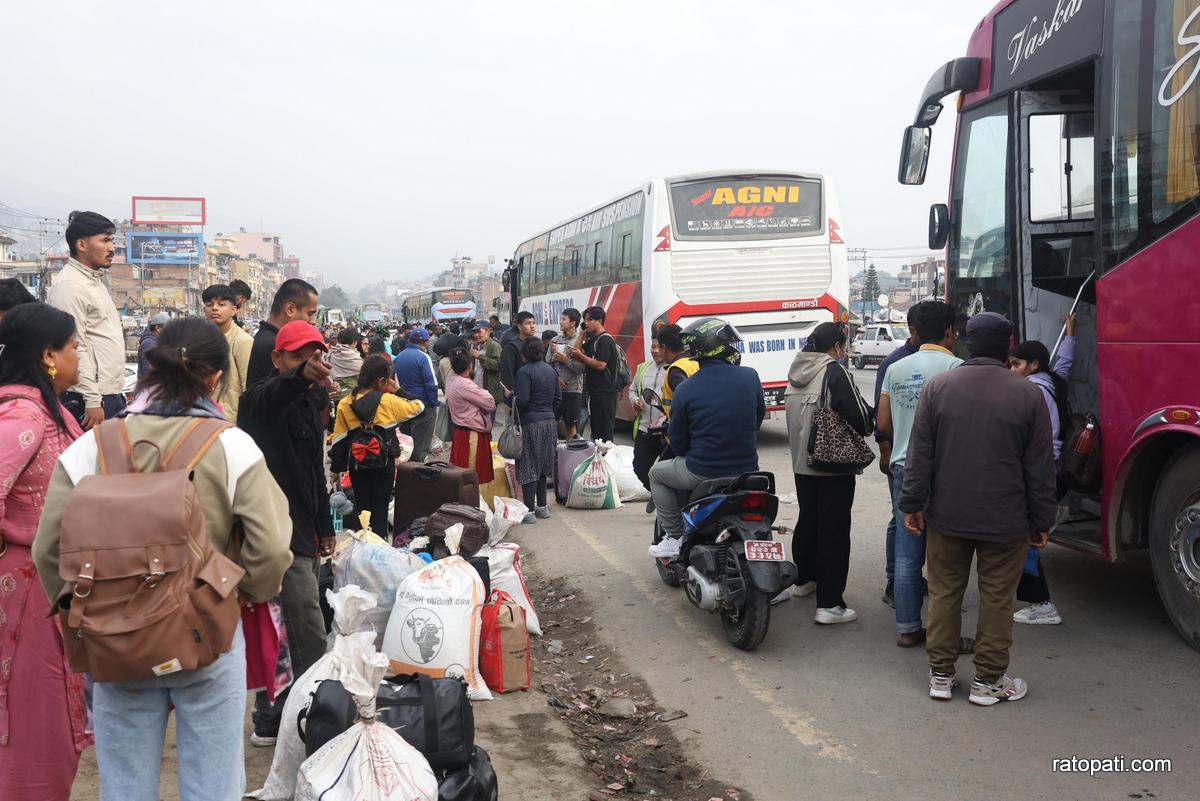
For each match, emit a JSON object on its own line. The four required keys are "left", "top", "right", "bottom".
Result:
{"left": 565, "top": 445, "right": 623, "bottom": 510}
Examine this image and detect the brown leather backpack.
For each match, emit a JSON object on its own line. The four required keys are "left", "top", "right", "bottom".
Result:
{"left": 55, "top": 417, "right": 246, "bottom": 682}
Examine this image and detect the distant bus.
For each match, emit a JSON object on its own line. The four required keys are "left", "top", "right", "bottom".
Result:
{"left": 361, "top": 303, "right": 385, "bottom": 325}
{"left": 402, "top": 288, "right": 478, "bottom": 324}
{"left": 506, "top": 170, "right": 850, "bottom": 413}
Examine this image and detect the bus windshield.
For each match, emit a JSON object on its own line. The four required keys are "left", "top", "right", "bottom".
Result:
{"left": 949, "top": 100, "right": 1011, "bottom": 317}
{"left": 669, "top": 176, "right": 822, "bottom": 239}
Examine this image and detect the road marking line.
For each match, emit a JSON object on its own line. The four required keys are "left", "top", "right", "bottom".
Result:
{"left": 555, "top": 509, "right": 864, "bottom": 768}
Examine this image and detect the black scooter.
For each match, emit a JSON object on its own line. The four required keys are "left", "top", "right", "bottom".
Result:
{"left": 643, "top": 389, "right": 798, "bottom": 651}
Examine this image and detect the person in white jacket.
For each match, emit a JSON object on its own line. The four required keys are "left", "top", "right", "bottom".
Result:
{"left": 46, "top": 211, "right": 125, "bottom": 430}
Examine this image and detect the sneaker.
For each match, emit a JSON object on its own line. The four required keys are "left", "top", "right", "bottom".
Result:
{"left": 250, "top": 733, "right": 278, "bottom": 748}
{"left": 814, "top": 606, "right": 858, "bottom": 624}
{"left": 648, "top": 536, "right": 682, "bottom": 559}
{"left": 882, "top": 586, "right": 896, "bottom": 609}
{"left": 521, "top": 512, "right": 538, "bottom": 525}
{"left": 770, "top": 590, "right": 791, "bottom": 606}
{"left": 969, "top": 674, "right": 1028, "bottom": 706}
{"left": 534, "top": 506, "right": 551, "bottom": 519}
{"left": 928, "top": 670, "right": 957, "bottom": 701}
{"left": 1013, "top": 601, "right": 1062, "bottom": 625}
{"left": 790, "top": 581, "right": 817, "bottom": 598}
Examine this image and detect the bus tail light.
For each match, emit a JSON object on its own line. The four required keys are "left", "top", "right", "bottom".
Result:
{"left": 655, "top": 226, "right": 671, "bottom": 252}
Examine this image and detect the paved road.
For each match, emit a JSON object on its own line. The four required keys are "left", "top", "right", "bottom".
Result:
{"left": 518, "top": 366, "right": 1197, "bottom": 801}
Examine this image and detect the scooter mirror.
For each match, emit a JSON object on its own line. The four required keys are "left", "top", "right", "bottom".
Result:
{"left": 641, "top": 388, "right": 662, "bottom": 407}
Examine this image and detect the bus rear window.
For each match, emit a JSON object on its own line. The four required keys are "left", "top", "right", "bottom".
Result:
{"left": 669, "top": 177, "right": 822, "bottom": 239}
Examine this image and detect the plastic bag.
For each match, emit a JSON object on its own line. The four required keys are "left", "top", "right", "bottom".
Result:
{"left": 428, "top": 435, "right": 447, "bottom": 461}
{"left": 489, "top": 496, "right": 528, "bottom": 545}
{"left": 485, "top": 542, "right": 541, "bottom": 636}
{"left": 566, "top": 444, "right": 623, "bottom": 509}
{"left": 333, "top": 531, "right": 425, "bottom": 648}
{"left": 396, "top": 432, "right": 415, "bottom": 463}
{"left": 296, "top": 652, "right": 439, "bottom": 801}
{"left": 251, "top": 586, "right": 381, "bottom": 801}
{"left": 444, "top": 522, "right": 464, "bottom": 556}
{"left": 382, "top": 556, "right": 493, "bottom": 701}
{"left": 603, "top": 443, "right": 649, "bottom": 502}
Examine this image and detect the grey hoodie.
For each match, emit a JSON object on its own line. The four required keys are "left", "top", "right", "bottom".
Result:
{"left": 329, "top": 343, "right": 364, "bottom": 382}
{"left": 785, "top": 352, "right": 873, "bottom": 475}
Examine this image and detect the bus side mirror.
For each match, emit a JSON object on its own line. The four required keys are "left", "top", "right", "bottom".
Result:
{"left": 929, "top": 203, "right": 950, "bottom": 250}
{"left": 898, "top": 125, "right": 932, "bottom": 185}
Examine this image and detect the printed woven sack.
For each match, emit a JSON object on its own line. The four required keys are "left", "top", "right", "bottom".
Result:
{"left": 565, "top": 447, "right": 622, "bottom": 509}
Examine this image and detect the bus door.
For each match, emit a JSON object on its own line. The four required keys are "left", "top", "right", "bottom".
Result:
{"left": 1016, "top": 88, "right": 1103, "bottom": 540}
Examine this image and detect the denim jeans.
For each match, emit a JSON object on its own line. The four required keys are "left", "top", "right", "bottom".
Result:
{"left": 885, "top": 472, "right": 896, "bottom": 586}
{"left": 93, "top": 624, "right": 246, "bottom": 801}
{"left": 649, "top": 456, "right": 705, "bottom": 538}
{"left": 891, "top": 462, "right": 926, "bottom": 634}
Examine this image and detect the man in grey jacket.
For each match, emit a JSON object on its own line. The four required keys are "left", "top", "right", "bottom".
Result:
{"left": 900, "top": 312, "right": 1056, "bottom": 706}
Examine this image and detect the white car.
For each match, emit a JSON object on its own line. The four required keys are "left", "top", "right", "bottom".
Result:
{"left": 123, "top": 364, "right": 139, "bottom": 399}
{"left": 849, "top": 323, "right": 909, "bottom": 369}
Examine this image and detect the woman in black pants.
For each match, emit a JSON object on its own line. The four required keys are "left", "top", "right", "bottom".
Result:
{"left": 329, "top": 354, "right": 425, "bottom": 533}
{"left": 515, "top": 338, "right": 562, "bottom": 524}
{"left": 784, "top": 323, "right": 874, "bottom": 624}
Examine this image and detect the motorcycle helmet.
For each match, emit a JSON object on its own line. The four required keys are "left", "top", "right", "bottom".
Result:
{"left": 682, "top": 317, "right": 743, "bottom": 365}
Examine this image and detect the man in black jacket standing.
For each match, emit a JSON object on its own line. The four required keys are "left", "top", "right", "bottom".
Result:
{"left": 500, "top": 310, "right": 537, "bottom": 400}
{"left": 238, "top": 320, "right": 334, "bottom": 744}
{"left": 247, "top": 278, "right": 320, "bottom": 388}
{"left": 900, "top": 312, "right": 1056, "bottom": 707}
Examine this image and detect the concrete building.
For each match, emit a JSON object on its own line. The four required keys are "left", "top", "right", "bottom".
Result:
{"left": 228, "top": 229, "right": 283, "bottom": 268}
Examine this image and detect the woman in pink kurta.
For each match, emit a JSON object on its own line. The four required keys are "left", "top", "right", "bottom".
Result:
{"left": 0, "top": 302, "right": 91, "bottom": 800}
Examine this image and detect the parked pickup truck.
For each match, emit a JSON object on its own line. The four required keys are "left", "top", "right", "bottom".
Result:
{"left": 849, "top": 322, "right": 909, "bottom": 369}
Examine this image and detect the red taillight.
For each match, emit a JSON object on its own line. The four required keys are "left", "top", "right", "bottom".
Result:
{"left": 742, "top": 492, "right": 769, "bottom": 510}
{"left": 742, "top": 513, "right": 764, "bottom": 522}
{"left": 654, "top": 226, "right": 671, "bottom": 252}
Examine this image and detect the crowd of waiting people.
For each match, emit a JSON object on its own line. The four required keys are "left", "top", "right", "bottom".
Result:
{"left": 0, "top": 210, "right": 1072, "bottom": 799}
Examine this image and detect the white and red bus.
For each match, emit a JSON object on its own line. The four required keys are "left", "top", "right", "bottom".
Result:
{"left": 505, "top": 170, "right": 851, "bottom": 413}
{"left": 402, "top": 288, "right": 478, "bottom": 325}
{"left": 898, "top": 0, "right": 1200, "bottom": 648}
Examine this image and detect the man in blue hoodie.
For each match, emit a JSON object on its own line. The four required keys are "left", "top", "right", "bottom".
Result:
{"left": 393, "top": 326, "right": 440, "bottom": 461}
{"left": 648, "top": 318, "right": 765, "bottom": 559}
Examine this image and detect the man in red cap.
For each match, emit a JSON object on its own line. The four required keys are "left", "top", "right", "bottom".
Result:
{"left": 237, "top": 320, "right": 335, "bottom": 745}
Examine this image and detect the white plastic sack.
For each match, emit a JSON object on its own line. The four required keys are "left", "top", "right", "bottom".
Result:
{"left": 251, "top": 586, "right": 381, "bottom": 801}
{"left": 486, "top": 542, "right": 542, "bottom": 636}
{"left": 489, "top": 496, "right": 528, "bottom": 545}
{"left": 566, "top": 443, "right": 623, "bottom": 509}
{"left": 396, "top": 432, "right": 415, "bottom": 463}
{"left": 333, "top": 531, "right": 425, "bottom": 648}
{"left": 382, "top": 556, "right": 493, "bottom": 701}
{"left": 604, "top": 443, "right": 650, "bottom": 502}
{"left": 296, "top": 652, "right": 438, "bottom": 801}
{"left": 444, "top": 522, "right": 464, "bottom": 555}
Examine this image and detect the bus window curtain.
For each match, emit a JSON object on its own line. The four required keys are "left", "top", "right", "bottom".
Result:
{"left": 1167, "top": 0, "right": 1200, "bottom": 204}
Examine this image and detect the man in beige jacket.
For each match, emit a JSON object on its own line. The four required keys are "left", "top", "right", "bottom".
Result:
{"left": 46, "top": 210, "right": 125, "bottom": 429}
{"left": 203, "top": 284, "right": 254, "bottom": 422}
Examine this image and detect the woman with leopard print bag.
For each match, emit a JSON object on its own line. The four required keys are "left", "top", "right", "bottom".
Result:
{"left": 784, "top": 322, "right": 874, "bottom": 626}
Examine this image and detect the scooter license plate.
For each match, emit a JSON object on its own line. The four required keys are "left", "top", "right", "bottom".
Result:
{"left": 745, "top": 541, "right": 784, "bottom": 561}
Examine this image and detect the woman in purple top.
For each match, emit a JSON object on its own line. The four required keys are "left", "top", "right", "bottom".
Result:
{"left": 1007, "top": 313, "right": 1076, "bottom": 626}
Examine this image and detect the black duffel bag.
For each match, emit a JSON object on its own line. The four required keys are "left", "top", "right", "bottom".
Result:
{"left": 439, "top": 746, "right": 498, "bottom": 801}
{"left": 298, "top": 673, "right": 475, "bottom": 771}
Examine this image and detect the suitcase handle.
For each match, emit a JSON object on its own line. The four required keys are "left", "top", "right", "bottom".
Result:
{"left": 565, "top": 440, "right": 591, "bottom": 451}
{"left": 413, "top": 462, "right": 451, "bottom": 481}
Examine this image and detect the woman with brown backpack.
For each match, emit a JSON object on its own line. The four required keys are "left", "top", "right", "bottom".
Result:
{"left": 32, "top": 317, "right": 293, "bottom": 801}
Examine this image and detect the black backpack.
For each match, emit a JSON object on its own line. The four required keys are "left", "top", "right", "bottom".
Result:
{"left": 347, "top": 391, "right": 392, "bottom": 471}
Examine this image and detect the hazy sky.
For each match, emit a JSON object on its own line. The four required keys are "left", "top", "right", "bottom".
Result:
{"left": 3, "top": 1, "right": 989, "bottom": 290}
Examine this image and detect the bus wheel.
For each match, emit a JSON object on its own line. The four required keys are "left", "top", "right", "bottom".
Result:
{"left": 1150, "top": 444, "right": 1200, "bottom": 651}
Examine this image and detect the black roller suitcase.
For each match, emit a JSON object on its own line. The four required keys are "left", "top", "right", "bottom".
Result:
{"left": 394, "top": 461, "right": 480, "bottom": 533}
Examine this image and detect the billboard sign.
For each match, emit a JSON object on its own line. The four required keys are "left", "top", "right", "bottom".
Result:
{"left": 142, "top": 287, "right": 186, "bottom": 308}
{"left": 131, "top": 196, "right": 206, "bottom": 226}
{"left": 128, "top": 232, "right": 204, "bottom": 265}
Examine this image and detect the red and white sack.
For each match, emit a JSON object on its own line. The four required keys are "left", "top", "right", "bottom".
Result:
{"left": 485, "top": 542, "right": 541, "bottom": 636}
{"left": 480, "top": 590, "right": 530, "bottom": 693}
{"left": 382, "top": 556, "right": 492, "bottom": 701}
{"left": 296, "top": 652, "right": 438, "bottom": 801}
{"left": 488, "top": 496, "right": 528, "bottom": 545}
